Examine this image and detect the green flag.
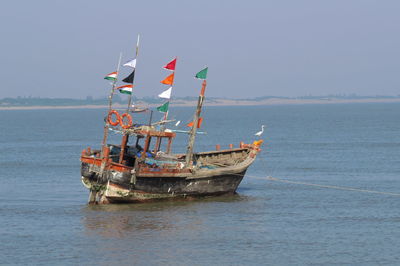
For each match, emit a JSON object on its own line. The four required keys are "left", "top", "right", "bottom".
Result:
{"left": 195, "top": 67, "right": 208, "bottom": 80}
{"left": 157, "top": 101, "right": 169, "bottom": 113}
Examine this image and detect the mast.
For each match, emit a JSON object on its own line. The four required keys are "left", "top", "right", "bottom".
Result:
{"left": 126, "top": 34, "right": 140, "bottom": 113}
{"left": 162, "top": 111, "right": 169, "bottom": 127}
{"left": 101, "top": 53, "right": 122, "bottom": 153}
{"left": 119, "top": 35, "right": 140, "bottom": 164}
{"left": 158, "top": 57, "right": 177, "bottom": 128}
{"left": 162, "top": 57, "right": 177, "bottom": 124}
{"left": 154, "top": 57, "right": 177, "bottom": 152}
{"left": 185, "top": 79, "right": 207, "bottom": 166}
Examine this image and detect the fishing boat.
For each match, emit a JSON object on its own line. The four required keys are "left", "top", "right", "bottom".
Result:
{"left": 80, "top": 38, "right": 263, "bottom": 204}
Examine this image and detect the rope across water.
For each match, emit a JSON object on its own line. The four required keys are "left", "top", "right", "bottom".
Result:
{"left": 244, "top": 175, "right": 400, "bottom": 197}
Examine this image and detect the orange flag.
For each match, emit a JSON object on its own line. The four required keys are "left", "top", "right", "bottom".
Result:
{"left": 161, "top": 73, "right": 175, "bottom": 85}
{"left": 187, "top": 117, "right": 203, "bottom": 128}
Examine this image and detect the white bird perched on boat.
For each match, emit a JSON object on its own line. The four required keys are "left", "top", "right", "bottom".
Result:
{"left": 255, "top": 125, "right": 266, "bottom": 137}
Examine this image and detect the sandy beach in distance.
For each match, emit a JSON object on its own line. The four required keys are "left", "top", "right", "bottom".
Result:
{"left": 0, "top": 97, "right": 400, "bottom": 110}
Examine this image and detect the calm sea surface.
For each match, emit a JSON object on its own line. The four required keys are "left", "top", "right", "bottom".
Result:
{"left": 1, "top": 103, "right": 400, "bottom": 265}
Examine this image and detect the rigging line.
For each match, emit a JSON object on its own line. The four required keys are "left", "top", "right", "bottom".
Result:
{"left": 245, "top": 175, "right": 400, "bottom": 197}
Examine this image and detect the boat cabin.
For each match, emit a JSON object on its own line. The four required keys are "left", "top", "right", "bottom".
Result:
{"left": 107, "top": 126, "right": 177, "bottom": 167}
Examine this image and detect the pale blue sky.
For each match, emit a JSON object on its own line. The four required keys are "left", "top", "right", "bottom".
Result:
{"left": 0, "top": 0, "right": 399, "bottom": 98}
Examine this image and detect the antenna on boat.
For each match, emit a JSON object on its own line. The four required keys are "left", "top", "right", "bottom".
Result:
{"left": 101, "top": 52, "right": 123, "bottom": 153}
{"left": 185, "top": 67, "right": 208, "bottom": 166}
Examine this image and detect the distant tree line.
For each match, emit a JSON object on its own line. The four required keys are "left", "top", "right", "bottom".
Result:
{"left": 0, "top": 94, "right": 399, "bottom": 107}
{"left": 0, "top": 95, "right": 221, "bottom": 106}
{"left": 0, "top": 95, "right": 131, "bottom": 106}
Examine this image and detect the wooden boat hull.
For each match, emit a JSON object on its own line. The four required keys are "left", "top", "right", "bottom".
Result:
{"left": 82, "top": 172, "right": 245, "bottom": 203}
{"left": 81, "top": 143, "right": 262, "bottom": 204}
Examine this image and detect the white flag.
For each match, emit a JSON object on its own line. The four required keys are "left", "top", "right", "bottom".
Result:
{"left": 123, "top": 58, "right": 136, "bottom": 68}
{"left": 158, "top": 87, "right": 172, "bottom": 99}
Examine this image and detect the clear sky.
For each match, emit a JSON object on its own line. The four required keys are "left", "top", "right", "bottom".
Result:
{"left": 0, "top": 0, "right": 399, "bottom": 99}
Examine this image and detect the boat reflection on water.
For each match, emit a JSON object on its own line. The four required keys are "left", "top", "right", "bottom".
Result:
{"left": 81, "top": 194, "right": 250, "bottom": 239}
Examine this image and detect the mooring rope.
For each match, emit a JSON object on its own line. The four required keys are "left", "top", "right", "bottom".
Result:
{"left": 245, "top": 175, "right": 400, "bottom": 197}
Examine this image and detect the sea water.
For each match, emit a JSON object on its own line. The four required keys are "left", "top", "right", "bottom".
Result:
{"left": 0, "top": 103, "right": 399, "bottom": 265}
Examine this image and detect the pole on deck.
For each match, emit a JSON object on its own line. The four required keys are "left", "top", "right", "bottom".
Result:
{"left": 185, "top": 80, "right": 207, "bottom": 166}
{"left": 101, "top": 53, "right": 122, "bottom": 155}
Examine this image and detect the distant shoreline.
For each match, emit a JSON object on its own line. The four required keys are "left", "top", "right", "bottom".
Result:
{"left": 1, "top": 97, "right": 400, "bottom": 110}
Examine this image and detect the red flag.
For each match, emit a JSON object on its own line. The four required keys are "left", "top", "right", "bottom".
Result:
{"left": 163, "top": 58, "right": 177, "bottom": 71}
{"left": 161, "top": 73, "right": 175, "bottom": 85}
{"left": 187, "top": 117, "right": 203, "bottom": 128}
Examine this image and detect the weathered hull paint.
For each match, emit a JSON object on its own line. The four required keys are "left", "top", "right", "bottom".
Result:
{"left": 82, "top": 171, "right": 246, "bottom": 203}
{"left": 81, "top": 145, "right": 262, "bottom": 204}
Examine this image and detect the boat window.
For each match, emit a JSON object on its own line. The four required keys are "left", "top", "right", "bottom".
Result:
{"left": 158, "top": 137, "right": 172, "bottom": 154}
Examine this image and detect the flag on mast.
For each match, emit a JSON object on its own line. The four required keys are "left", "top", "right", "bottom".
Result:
{"left": 187, "top": 117, "right": 203, "bottom": 128}
{"left": 163, "top": 58, "right": 177, "bottom": 71}
{"left": 122, "top": 70, "right": 135, "bottom": 83}
{"left": 123, "top": 58, "right": 136, "bottom": 68}
{"left": 158, "top": 87, "right": 172, "bottom": 99}
{"left": 195, "top": 67, "right": 208, "bottom": 80}
{"left": 116, "top": 85, "right": 133, "bottom": 95}
{"left": 157, "top": 102, "right": 169, "bottom": 113}
{"left": 104, "top": 72, "right": 118, "bottom": 81}
{"left": 160, "top": 73, "right": 175, "bottom": 85}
